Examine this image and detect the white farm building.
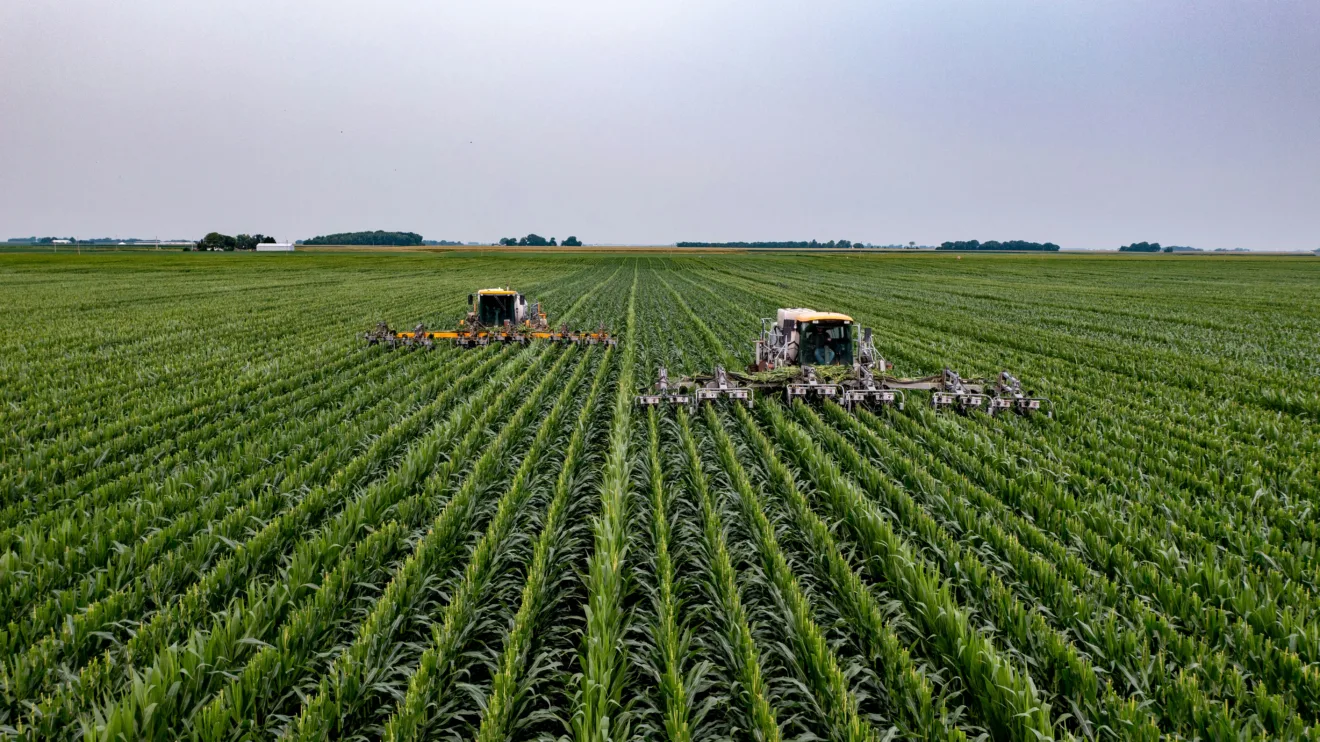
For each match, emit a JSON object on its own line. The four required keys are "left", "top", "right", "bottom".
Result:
{"left": 256, "top": 243, "right": 296, "bottom": 252}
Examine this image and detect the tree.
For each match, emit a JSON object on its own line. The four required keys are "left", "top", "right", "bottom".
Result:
{"left": 197, "top": 232, "right": 274, "bottom": 251}
{"left": 562, "top": 236, "right": 582, "bottom": 246}
{"left": 936, "top": 239, "right": 1057, "bottom": 252}
{"left": 302, "top": 231, "right": 423, "bottom": 246}
{"left": 549, "top": 237, "right": 557, "bottom": 246}
{"left": 198, "top": 232, "right": 238, "bottom": 251}
{"left": 1119, "top": 242, "right": 1161, "bottom": 253}
{"left": 676, "top": 240, "right": 839, "bottom": 249}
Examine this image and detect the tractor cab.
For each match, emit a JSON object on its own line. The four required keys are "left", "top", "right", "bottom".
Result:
{"left": 797, "top": 315, "right": 854, "bottom": 366}
{"left": 755, "top": 309, "right": 861, "bottom": 370}
{"left": 469, "top": 289, "right": 527, "bottom": 327}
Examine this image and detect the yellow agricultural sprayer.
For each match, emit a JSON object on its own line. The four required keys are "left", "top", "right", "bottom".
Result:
{"left": 364, "top": 288, "right": 617, "bottom": 348}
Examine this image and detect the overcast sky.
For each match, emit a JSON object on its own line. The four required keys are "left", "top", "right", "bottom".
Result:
{"left": 1, "top": 1, "right": 1317, "bottom": 249}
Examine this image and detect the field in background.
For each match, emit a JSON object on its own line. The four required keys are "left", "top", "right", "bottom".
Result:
{"left": 1, "top": 250, "right": 1319, "bottom": 741}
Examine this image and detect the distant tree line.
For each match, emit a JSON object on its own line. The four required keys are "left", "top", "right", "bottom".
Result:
{"left": 300, "top": 231, "right": 424, "bottom": 246}
{"left": 7, "top": 236, "right": 187, "bottom": 245}
{"left": 676, "top": 240, "right": 858, "bottom": 249}
{"left": 1123, "top": 242, "right": 1218, "bottom": 253}
{"left": 1119, "top": 242, "right": 1162, "bottom": 253}
{"left": 497, "top": 234, "right": 581, "bottom": 246}
{"left": 937, "top": 240, "right": 1060, "bottom": 252}
{"left": 8, "top": 236, "right": 75, "bottom": 244}
{"left": 195, "top": 233, "right": 277, "bottom": 251}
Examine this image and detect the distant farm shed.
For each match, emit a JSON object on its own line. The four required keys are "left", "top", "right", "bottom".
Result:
{"left": 256, "top": 243, "right": 295, "bottom": 252}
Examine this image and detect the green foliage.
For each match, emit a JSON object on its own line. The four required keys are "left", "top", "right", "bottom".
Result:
{"left": 673, "top": 407, "right": 781, "bottom": 742}
{"left": 1119, "top": 241, "right": 1162, "bottom": 252}
{"left": 0, "top": 251, "right": 1316, "bottom": 742}
{"left": 499, "top": 233, "right": 561, "bottom": 246}
{"left": 677, "top": 239, "right": 854, "bottom": 249}
{"left": 573, "top": 269, "right": 639, "bottom": 742}
{"left": 197, "top": 231, "right": 236, "bottom": 251}
{"left": 937, "top": 239, "right": 1060, "bottom": 251}
{"left": 302, "top": 230, "right": 424, "bottom": 246}
{"left": 475, "top": 348, "right": 614, "bottom": 742}
{"left": 194, "top": 232, "right": 275, "bottom": 250}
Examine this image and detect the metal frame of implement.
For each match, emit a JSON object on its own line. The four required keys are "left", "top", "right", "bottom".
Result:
{"left": 366, "top": 321, "right": 617, "bottom": 348}
{"left": 637, "top": 364, "right": 1050, "bottom": 417}
{"left": 636, "top": 309, "right": 1051, "bottom": 417}
{"left": 363, "top": 287, "right": 617, "bottom": 349}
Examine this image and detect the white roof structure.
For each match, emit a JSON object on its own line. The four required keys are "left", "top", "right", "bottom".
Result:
{"left": 256, "top": 243, "right": 295, "bottom": 252}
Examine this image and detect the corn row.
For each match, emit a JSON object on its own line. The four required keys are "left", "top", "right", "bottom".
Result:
{"left": 74, "top": 345, "right": 554, "bottom": 742}
{"left": 729, "top": 403, "right": 965, "bottom": 742}
{"left": 286, "top": 345, "right": 577, "bottom": 740}
{"left": 572, "top": 269, "right": 639, "bottom": 742}
{"left": 0, "top": 345, "right": 410, "bottom": 539}
{"left": 702, "top": 404, "right": 881, "bottom": 742}
{"left": 673, "top": 409, "right": 781, "bottom": 742}
{"left": 381, "top": 346, "right": 599, "bottom": 741}
{"left": 759, "top": 399, "right": 1054, "bottom": 740}
{"left": 634, "top": 406, "right": 696, "bottom": 742}
{"left": 10, "top": 344, "right": 524, "bottom": 739}
{"left": 0, "top": 346, "right": 419, "bottom": 635}
{"left": 1, "top": 340, "right": 368, "bottom": 507}
{"left": 472, "top": 346, "right": 615, "bottom": 742}
{"left": 858, "top": 403, "right": 1313, "bottom": 735}
{"left": 81, "top": 343, "right": 549, "bottom": 741}
{"left": 1, "top": 352, "right": 424, "bottom": 661}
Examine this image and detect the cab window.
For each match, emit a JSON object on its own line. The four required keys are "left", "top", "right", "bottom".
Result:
{"left": 800, "top": 322, "right": 853, "bottom": 365}
{"left": 478, "top": 294, "right": 515, "bottom": 325}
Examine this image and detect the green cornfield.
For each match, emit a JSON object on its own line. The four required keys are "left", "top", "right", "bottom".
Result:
{"left": 1, "top": 250, "right": 1318, "bottom": 741}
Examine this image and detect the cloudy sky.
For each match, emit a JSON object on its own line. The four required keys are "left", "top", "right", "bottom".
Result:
{"left": 1, "top": 1, "right": 1317, "bottom": 249}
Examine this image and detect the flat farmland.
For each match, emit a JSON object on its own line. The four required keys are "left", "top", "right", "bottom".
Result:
{"left": 1, "top": 250, "right": 1319, "bottom": 741}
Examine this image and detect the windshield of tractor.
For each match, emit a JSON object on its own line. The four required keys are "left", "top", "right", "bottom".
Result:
{"left": 478, "top": 294, "right": 516, "bottom": 325}
{"left": 800, "top": 321, "right": 853, "bottom": 366}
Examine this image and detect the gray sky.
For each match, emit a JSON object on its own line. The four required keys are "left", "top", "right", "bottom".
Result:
{"left": 2, "top": 1, "right": 1317, "bottom": 249}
